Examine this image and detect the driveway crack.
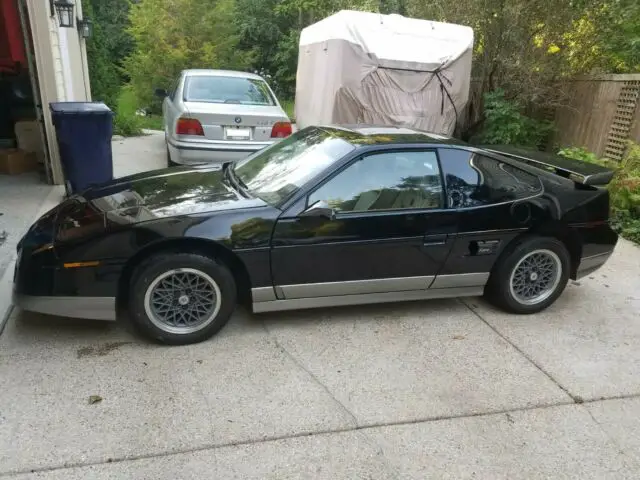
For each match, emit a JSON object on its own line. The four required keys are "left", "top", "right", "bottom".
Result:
{"left": 3, "top": 399, "right": 628, "bottom": 478}
{"left": 459, "top": 299, "right": 577, "bottom": 403}
{"left": 583, "top": 405, "right": 640, "bottom": 469}
{"left": 261, "top": 318, "right": 359, "bottom": 428}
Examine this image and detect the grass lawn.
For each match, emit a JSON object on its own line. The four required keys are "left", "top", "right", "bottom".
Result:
{"left": 137, "top": 115, "right": 164, "bottom": 131}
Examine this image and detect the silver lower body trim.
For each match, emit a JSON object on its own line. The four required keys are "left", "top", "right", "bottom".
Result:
{"left": 430, "top": 272, "right": 490, "bottom": 289}
{"left": 576, "top": 251, "right": 613, "bottom": 279}
{"left": 280, "top": 275, "right": 435, "bottom": 299}
{"left": 12, "top": 291, "right": 116, "bottom": 321}
{"left": 251, "top": 286, "right": 277, "bottom": 302}
{"left": 252, "top": 286, "right": 485, "bottom": 313}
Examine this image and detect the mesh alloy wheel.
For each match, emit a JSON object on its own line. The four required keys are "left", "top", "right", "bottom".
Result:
{"left": 143, "top": 268, "right": 222, "bottom": 335}
{"left": 508, "top": 249, "right": 562, "bottom": 306}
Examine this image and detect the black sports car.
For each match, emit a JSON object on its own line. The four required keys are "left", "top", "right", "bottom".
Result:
{"left": 13, "top": 126, "right": 618, "bottom": 344}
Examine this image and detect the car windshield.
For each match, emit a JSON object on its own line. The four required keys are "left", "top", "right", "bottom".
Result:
{"left": 184, "top": 75, "right": 275, "bottom": 105}
{"left": 232, "top": 128, "right": 355, "bottom": 207}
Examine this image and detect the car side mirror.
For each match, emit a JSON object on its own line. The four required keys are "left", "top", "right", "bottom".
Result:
{"left": 300, "top": 200, "right": 336, "bottom": 220}
{"left": 154, "top": 88, "right": 168, "bottom": 98}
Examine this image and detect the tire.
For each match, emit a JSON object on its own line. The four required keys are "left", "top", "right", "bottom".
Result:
{"left": 485, "top": 236, "right": 570, "bottom": 314}
{"left": 129, "top": 253, "right": 237, "bottom": 345}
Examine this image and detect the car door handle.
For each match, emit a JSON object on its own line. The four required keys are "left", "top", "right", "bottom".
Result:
{"left": 423, "top": 234, "right": 448, "bottom": 247}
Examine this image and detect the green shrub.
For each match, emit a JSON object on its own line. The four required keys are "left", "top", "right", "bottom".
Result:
{"left": 611, "top": 212, "right": 640, "bottom": 244}
{"left": 558, "top": 142, "right": 640, "bottom": 243}
{"left": 113, "top": 112, "right": 142, "bottom": 137}
{"left": 557, "top": 146, "right": 608, "bottom": 166}
{"left": 112, "top": 86, "right": 142, "bottom": 137}
{"left": 610, "top": 142, "right": 640, "bottom": 217}
{"left": 475, "top": 89, "right": 554, "bottom": 149}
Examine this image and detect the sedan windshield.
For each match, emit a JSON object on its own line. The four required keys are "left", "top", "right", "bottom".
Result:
{"left": 184, "top": 75, "right": 275, "bottom": 105}
{"left": 233, "top": 128, "right": 355, "bottom": 206}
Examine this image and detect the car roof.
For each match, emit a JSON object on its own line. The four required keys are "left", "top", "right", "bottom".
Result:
{"left": 319, "top": 125, "right": 468, "bottom": 147}
{"left": 182, "top": 69, "right": 264, "bottom": 80}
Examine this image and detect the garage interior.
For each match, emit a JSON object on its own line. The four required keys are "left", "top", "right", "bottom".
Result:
{"left": 0, "top": 0, "right": 55, "bottom": 280}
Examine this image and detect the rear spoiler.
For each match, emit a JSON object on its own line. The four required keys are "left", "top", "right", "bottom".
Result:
{"left": 482, "top": 146, "right": 615, "bottom": 186}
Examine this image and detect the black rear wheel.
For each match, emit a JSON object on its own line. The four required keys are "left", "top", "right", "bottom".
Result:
{"left": 129, "top": 253, "right": 236, "bottom": 344}
{"left": 485, "top": 236, "right": 570, "bottom": 314}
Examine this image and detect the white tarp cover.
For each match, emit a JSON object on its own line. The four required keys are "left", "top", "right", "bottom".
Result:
{"left": 295, "top": 10, "right": 474, "bottom": 135}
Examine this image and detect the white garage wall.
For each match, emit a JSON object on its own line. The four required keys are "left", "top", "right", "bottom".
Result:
{"left": 24, "top": 0, "right": 93, "bottom": 185}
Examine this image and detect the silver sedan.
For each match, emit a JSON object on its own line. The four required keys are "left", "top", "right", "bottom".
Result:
{"left": 157, "top": 69, "right": 291, "bottom": 167}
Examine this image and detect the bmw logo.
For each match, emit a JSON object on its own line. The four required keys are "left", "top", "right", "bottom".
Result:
{"left": 234, "top": 117, "right": 242, "bottom": 124}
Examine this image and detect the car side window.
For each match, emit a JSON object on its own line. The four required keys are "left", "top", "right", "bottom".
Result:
{"left": 438, "top": 148, "right": 542, "bottom": 208}
{"left": 308, "top": 151, "right": 444, "bottom": 213}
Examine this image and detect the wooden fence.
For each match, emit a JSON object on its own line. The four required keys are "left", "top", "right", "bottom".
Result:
{"left": 550, "top": 74, "right": 640, "bottom": 160}
{"left": 459, "top": 74, "right": 640, "bottom": 161}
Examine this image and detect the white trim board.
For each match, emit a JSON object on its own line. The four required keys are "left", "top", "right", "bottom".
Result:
{"left": 57, "top": 27, "right": 74, "bottom": 100}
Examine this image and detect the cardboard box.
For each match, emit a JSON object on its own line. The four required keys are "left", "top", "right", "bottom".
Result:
{"left": 14, "top": 120, "right": 44, "bottom": 155}
{"left": 0, "top": 149, "right": 38, "bottom": 175}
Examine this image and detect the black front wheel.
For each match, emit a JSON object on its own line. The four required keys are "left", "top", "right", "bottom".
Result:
{"left": 128, "top": 253, "right": 237, "bottom": 344}
{"left": 486, "top": 236, "right": 570, "bottom": 314}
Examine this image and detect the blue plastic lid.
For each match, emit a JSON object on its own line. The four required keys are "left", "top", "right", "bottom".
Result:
{"left": 49, "top": 102, "right": 113, "bottom": 114}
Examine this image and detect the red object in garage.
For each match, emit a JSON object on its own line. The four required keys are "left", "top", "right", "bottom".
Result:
{"left": 0, "top": 0, "right": 27, "bottom": 73}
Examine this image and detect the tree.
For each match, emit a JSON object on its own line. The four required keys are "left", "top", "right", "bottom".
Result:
{"left": 81, "top": 0, "right": 133, "bottom": 108}
{"left": 123, "top": 0, "right": 252, "bottom": 108}
{"left": 234, "top": 0, "right": 286, "bottom": 83}
{"left": 400, "top": 0, "right": 628, "bottom": 140}
{"left": 234, "top": 0, "right": 379, "bottom": 98}
{"left": 90, "top": 0, "right": 134, "bottom": 72}
{"left": 379, "top": 0, "right": 406, "bottom": 15}
{"left": 407, "top": 1, "right": 596, "bottom": 108}
{"left": 565, "top": 1, "right": 640, "bottom": 73}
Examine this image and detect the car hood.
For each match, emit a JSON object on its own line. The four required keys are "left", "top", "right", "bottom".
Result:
{"left": 79, "top": 165, "right": 266, "bottom": 221}
{"left": 21, "top": 166, "right": 267, "bottom": 251}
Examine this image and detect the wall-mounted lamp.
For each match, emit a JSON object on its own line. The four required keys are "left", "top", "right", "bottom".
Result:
{"left": 53, "top": 0, "right": 75, "bottom": 28}
{"left": 77, "top": 18, "right": 93, "bottom": 39}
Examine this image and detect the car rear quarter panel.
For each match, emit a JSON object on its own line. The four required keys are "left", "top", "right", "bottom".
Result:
{"left": 440, "top": 176, "right": 617, "bottom": 278}
{"left": 441, "top": 203, "right": 533, "bottom": 276}
{"left": 541, "top": 177, "right": 617, "bottom": 258}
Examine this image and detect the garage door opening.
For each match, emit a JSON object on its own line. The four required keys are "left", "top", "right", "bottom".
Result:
{"left": 0, "top": 0, "right": 57, "bottom": 281}
{"left": 0, "top": 0, "right": 51, "bottom": 185}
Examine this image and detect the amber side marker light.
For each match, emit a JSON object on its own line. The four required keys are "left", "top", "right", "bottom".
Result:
{"left": 63, "top": 261, "right": 101, "bottom": 268}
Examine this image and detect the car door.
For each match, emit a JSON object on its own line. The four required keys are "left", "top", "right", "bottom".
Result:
{"left": 270, "top": 149, "right": 458, "bottom": 299}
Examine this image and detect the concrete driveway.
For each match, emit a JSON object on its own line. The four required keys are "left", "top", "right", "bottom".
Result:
{"left": 1, "top": 132, "right": 640, "bottom": 479}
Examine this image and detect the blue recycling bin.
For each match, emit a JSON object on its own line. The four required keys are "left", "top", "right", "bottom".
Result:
{"left": 49, "top": 102, "right": 114, "bottom": 194}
